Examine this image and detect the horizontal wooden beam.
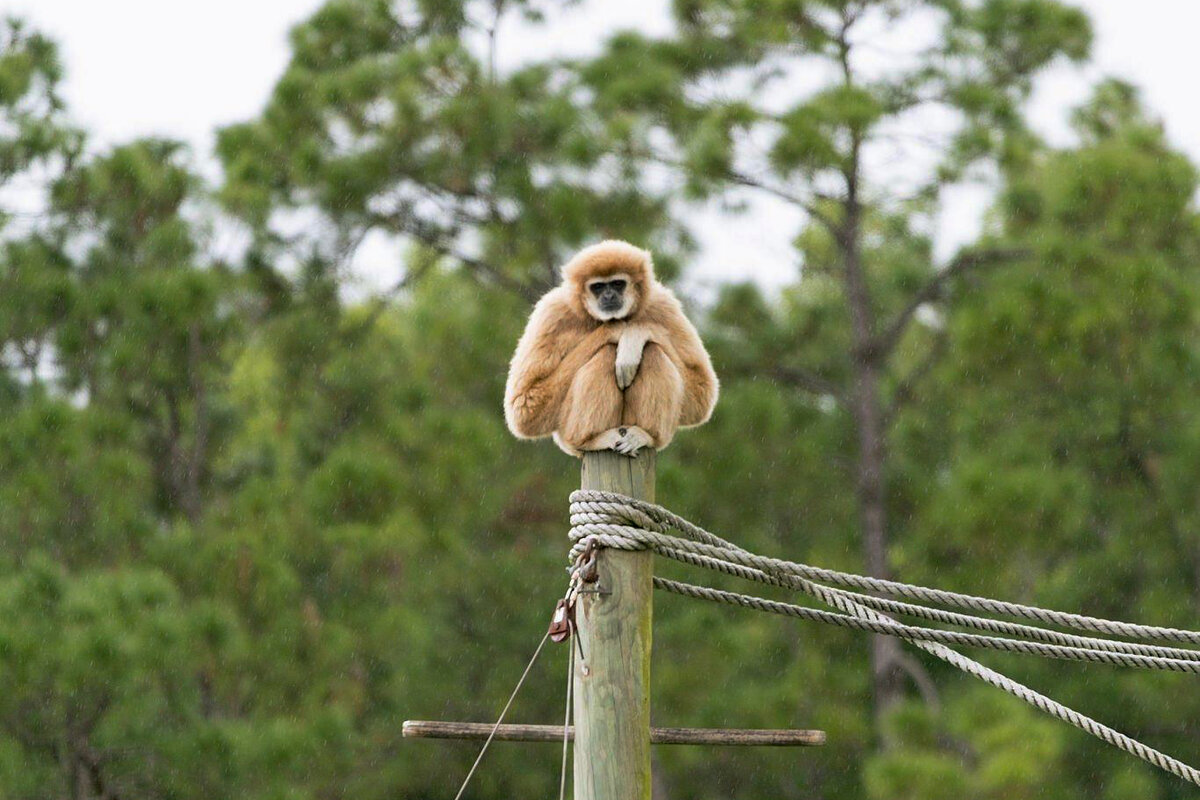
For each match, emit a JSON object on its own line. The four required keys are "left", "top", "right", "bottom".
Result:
{"left": 402, "top": 720, "right": 825, "bottom": 746}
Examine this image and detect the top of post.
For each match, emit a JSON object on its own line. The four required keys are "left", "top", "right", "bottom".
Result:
{"left": 580, "top": 450, "right": 656, "bottom": 502}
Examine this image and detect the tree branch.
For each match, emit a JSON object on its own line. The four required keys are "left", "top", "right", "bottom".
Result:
{"left": 873, "top": 247, "right": 1029, "bottom": 358}
{"left": 367, "top": 211, "right": 544, "bottom": 303}
{"left": 771, "top": 365, "right": 844, "bottom": 401}
{"left": 883, "top": 329, "right": 947, "bottom": 428}
{"left": 629, "top": 144, "right": 841, "bottom": 234}
{"left": 894, "top": 649, "right": 941, "bottom": 712}
{"left": 450, "top": 247, "right": 546, "bottom": 303}
{"left": 720, "top": 168, "right": 840, "bottom": 234}
{"left": 345, "top": 257, "right": 440, "bottom": 342}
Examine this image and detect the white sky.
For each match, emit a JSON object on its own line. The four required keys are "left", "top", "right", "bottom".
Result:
{"left": 8, "top": 0, "right": 1200, "bottom": 293}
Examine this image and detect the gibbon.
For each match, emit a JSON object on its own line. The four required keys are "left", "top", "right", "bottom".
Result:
{"left": 504, "top": 240, "right": 718, "bottom": 457}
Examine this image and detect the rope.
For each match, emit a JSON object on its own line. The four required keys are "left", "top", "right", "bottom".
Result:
{"left": 559, "top": 634, "right": 574, "bottom": 800}
{"left": 452, "top": 631, "right": 550, "bottom": 800}
{"left": 569, "top": 491, "right": 1200, "bottom": 645}
{"left": 653, "top": 578, "right": 1200, "bottom": 673}
{"left": 573, "top": 525, "right": 1200, "bottom": 669}
{"left": 655, "top": 548, "right": 1200, "bottom": 663}
{"left": 568, "top": 490, "right": 1200, "bottom": 787}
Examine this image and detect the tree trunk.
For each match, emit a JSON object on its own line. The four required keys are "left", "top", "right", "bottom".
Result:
{"left": 851, "top": 360, "right": 904, "bottom": 724}
{"left": 840, "top": 166, "right": 905, "bottom": 727}
{"left": 183, "top": 322, "right": 207, "bottom": 526}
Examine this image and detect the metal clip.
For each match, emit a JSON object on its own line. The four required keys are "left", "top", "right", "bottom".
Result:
{"left": 576, "top": 539, "right": 600, "bottom": 584}
{"left": 552, "top": 538, "right": 607, "bottom": 645}
{"left": 548, "top": 597, "right": 575, "bottom": 643}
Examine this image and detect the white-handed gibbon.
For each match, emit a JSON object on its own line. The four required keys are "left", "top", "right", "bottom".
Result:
{"left": 504, "top": 240, "right": 718, "bottom": 457}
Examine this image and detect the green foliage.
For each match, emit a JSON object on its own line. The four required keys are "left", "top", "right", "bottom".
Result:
{"left": 0, "top": 18, "right": 81, "bottom": 215}
{"left": 0, "top": 399, "right": 151, "bottom": 566}
{"left": 584, "top": 0, "right": 1093, "bottom": 200}
{"left": 866, "top": 692, "right": 1071, "bottom": 800}
{"left": 0, "top": 558, "right": 239, "bottom": 799}
{"left": 216, "top": 0, "right": 688, "bottom": 293}
{"left": 887, "top": 87, "right": 1200, "bottom": 797}
{"left": 1, "top": 5, "right": 1199, "bottom": 800}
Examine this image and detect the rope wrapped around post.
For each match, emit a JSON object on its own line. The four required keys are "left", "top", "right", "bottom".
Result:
{"left": 567, "top": 490, "right": 1200, "bottom": 787}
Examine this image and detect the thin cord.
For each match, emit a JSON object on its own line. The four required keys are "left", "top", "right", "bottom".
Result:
{"left": 558, "top": 634, "right": 575, "bottom": 800}
{"left": 452, "top": 631, "right": 551, "bottom": 800}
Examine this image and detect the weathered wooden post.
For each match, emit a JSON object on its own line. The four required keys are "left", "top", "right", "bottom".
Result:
{"left": 402, "top": 451, "right": 825, "bottom": 788}
{"left": 574, "top": 449, "right": 655, "bottom": 799}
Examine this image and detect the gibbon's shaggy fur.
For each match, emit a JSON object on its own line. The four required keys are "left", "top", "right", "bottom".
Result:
{"left": 504, "top": 240, "right": 719, "bottom": 457}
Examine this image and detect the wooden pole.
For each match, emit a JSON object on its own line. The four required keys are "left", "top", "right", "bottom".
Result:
{"left": 575, "top": 449, "right": 655, "bottom": 800}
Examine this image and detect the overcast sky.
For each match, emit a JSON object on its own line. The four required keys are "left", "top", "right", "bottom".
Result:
{"left": 10, "top": 0, "right": 1200, "bottom": 292}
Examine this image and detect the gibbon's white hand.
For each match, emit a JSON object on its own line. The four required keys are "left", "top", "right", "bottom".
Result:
{"left": 615, "top": 327, "right": 649, "bottom": 389}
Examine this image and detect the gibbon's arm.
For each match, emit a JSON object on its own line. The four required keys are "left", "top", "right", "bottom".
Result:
{"left": 504, "top": 291, "right": 611, "bottom": 439}
{"left": 614, "top": 326, "right": 651, "bottom": 390}
{"left": 645, "top": 293, "right": 719, "bottom": 427}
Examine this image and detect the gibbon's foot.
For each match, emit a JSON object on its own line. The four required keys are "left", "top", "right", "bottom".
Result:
{"left": 581, "top": 427, "right": 624, "bottom": 452}
{"left": 612, "top": 426, "right": 653, "bottom": 456}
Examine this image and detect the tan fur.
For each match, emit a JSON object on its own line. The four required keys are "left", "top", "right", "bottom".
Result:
{"left": 504, "top": 240, "right": 719, "bottom": 457}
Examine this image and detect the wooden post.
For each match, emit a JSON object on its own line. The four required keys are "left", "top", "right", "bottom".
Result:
{"left": 574, "top": 450, "right": 655, "bottom": 800}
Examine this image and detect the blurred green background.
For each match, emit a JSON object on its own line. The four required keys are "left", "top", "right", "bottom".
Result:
{"left": 1, "top": 1, "right": 1198, "bottom": 798}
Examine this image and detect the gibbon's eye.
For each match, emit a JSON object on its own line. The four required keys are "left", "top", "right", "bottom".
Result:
{"left": 589, "top": 283, "right": 606, "bottom": 297}
{"left": 610, "top": 280, "right": 627, "bottom": 292}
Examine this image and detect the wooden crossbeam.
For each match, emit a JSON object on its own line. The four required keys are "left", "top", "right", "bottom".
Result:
{"left": 402, "top": 720, "right": 826, "bottom": 747}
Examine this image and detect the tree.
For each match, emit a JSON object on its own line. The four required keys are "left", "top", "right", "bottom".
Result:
{"left": 880, "top": 80, "right": 1200, "bottom": 797}
{"left": 0, "top": 558, "right": 242, "bottom": 799}
{"left": 216, "top": 0, "right": 688, "bottom": 307}
{"left": 0, "top": 17, "right": 80, "bottom": 222}
{"left": 0, "top": 18, "right": 81, "bottom": 395}
{"left": 5, "top": 6, "right": 1200, "bottom": 800}
{"left": 575, "top": 0, "right": 1091, "bottom": 723}
{"left": 50, "top": 140, "right": 238, "bottom": 523}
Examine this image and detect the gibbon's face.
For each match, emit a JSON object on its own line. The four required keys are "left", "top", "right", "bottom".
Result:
{"left": 584, "top": 273, "right": 636, "bottom": 321}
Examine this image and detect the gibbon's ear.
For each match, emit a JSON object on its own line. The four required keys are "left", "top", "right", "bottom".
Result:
{"left": 561, "top": 240, "right": 654, "bottom": 315}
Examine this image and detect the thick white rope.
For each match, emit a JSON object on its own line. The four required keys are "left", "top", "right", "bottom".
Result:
{"left": 653, "top": 578, "right": 1200, "bottom": 672}
{"left": 655, "top": 546, "right": 1200, "bottom": 663}
{"left": 568, "top": 491, "right": 1200, "bottom": 787}
{"left": 568, "top": 492, "right": 1200, "bottom": 645}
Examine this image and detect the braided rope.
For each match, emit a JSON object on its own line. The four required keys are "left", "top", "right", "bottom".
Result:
{"left": 569, "top": 491, "right": 1200, "bottom": 645}
{"left": 655, "top": 547, "right": 1200, "bottom": 663}
{"left": 567, "top": 490, "right": 1200, "bottom": 787}
{"left": 653, "top": 578, "right": 1200, "bottom": 673}
{"left": 571, "top": 519, "right": 1200, "bottom": 659}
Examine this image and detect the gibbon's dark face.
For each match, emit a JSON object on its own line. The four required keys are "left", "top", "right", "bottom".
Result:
{"left": 590, "top": 278, "right": 627, "bottom": 313}
{"left": 583, "top": 272, "right": 636, "bottom": 321}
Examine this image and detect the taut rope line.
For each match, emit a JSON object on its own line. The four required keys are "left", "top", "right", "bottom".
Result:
{"left": 569, "top": 493, "right": 1200, "bottom": 645}
{"left": 568, "top": 490, "right": 1200, "bottom": 787}
{"left": 451, "top": 631, "right": 551, "bottom": 800}
{"left": 653, "top": 577, "right": 1200, "bottom": 672}
{"left": 654, "top": 546, "right": 1200, "bottom": 662}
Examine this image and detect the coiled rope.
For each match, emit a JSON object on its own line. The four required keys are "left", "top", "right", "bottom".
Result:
{"left": 567, "top": 490, "right": 1200, "bottom": 787}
